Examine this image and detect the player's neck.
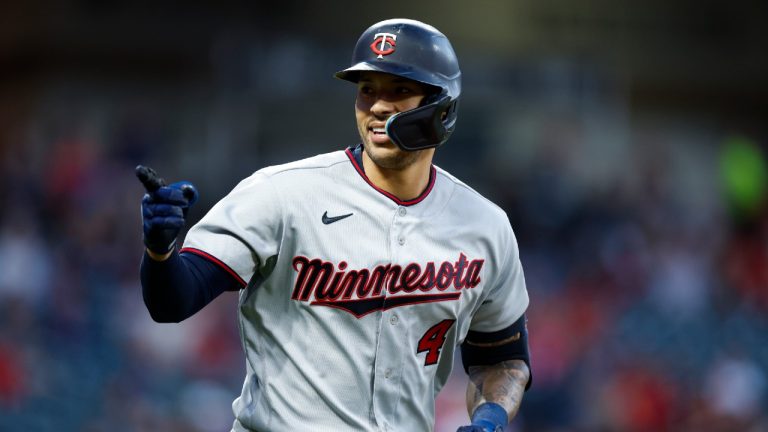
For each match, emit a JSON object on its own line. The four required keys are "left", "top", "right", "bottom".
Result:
{"left": 362, "top": 151, "right": 433, "bottom": 202}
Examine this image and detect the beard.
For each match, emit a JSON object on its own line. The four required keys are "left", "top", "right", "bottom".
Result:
{"left": 362, "top": 143, "right": 423, "bottom": 171}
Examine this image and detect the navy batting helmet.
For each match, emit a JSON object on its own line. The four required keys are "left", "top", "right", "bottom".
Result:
{"left": 335, "top": 18, "right": 461, "bottom": 151}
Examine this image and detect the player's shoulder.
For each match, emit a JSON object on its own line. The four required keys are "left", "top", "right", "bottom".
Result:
{"left": 434, "top": 165, "right": 508, "bottom": 219}
{"left": 435, "top": 166, "right": 519, "bottom": 252}
{"left": 227, "top": 150, "right": 347, "bottom": 194}
{"left": 256, "top": 149, "right": 348, "bottom": 178}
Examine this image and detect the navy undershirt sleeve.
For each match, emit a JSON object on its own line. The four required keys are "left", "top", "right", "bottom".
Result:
{"left": 140, "top": 250, "right": 242, "bottom": 323}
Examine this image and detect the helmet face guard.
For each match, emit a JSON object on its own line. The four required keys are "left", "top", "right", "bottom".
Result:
{"left": 335, "top": 18, "right": 461, "bottom": 151}
{"left": 385, "top": 93, "right": 458, "bottom": 151}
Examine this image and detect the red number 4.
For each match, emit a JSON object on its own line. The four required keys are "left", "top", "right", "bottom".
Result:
{"left": 417, "top": 319, "right": 455, "bottom": 366}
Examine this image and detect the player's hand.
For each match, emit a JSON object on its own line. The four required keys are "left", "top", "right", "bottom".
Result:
{"left": 456, "top": 425, "right": 502, "bottom": 432}
{"left": 456, "top": 402, "right": 507, "bottom": 432}
{"left": 136, "top": 165, "right": 199, "bottom": 255}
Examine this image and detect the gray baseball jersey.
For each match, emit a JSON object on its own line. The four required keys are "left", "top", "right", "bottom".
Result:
{"left": 181, "top": 147, "right": 529, "bottom": 432}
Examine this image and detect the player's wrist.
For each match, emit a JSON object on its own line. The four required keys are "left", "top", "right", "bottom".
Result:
{"left": 143, "top": 233, "right": 177, "bottom": 256}
{"left": 146, "top": 244, "right": 175, "bottom": 261}
{"left": 470, "top": 402, "right": 507, "bottom": 432}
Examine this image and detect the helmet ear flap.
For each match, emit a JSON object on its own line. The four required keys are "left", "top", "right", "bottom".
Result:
{"left": 386, "top": 94, "right": 456, "bottom": 151}
{"left": 418, "top": 87, "right": 443, "bottom": 107}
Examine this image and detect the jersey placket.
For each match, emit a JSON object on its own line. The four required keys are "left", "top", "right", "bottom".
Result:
{"left": 371, "top": 204, "right": 411, "bottom": 431}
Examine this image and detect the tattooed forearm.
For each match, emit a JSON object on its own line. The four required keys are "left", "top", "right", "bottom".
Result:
{"left": 466, "top": 359, "right": 530, "bottom": 421}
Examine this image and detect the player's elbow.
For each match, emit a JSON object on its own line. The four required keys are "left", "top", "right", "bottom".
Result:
{"left": 143, "top": 297, "right": 190, "bottom": 323}
{"left": 146, "top": 307, "right": 183, "bottom": 323}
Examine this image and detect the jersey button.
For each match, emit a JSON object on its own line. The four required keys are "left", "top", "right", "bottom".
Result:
{"left": 398, "top": 207, "right": 406, "bottom": 217}
{"left": 397, "top": 236, "right": 405, "bottom": 245}
{"left": 389, "top": 315, "right": 398, "bottom": 325}
{"left": 384, "top": 368, "right": 393, "bottom": 379}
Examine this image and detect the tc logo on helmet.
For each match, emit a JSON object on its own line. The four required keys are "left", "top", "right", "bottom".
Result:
{"left": 370, "top": 33, "right": 397, "bottom": 59}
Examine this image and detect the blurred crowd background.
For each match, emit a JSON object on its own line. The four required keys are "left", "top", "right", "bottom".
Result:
{"left": 1, "top": 1, "right": 767, "bottom": 431}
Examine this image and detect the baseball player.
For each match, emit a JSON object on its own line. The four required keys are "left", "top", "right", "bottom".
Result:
{"left": 138, "top": 18, "right": 531, "bottom": 432}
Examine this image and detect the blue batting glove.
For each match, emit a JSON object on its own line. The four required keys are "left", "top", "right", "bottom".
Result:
{"left": 456, "top": 402, "right": 507, "bottom": 432}
{"left": 456, "top": 427, "right": 499, "bottom": 432}
{"left": 136, "top": 165, "right": 199, "bottom": 254}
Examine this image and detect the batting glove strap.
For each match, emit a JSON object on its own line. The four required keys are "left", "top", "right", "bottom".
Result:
{"left": 457, "top": 402, "right": 507, "bottom": 432}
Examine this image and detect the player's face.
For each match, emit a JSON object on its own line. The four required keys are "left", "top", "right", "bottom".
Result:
{"left": 355, "top": 72, "right": 431, "bottom": 170}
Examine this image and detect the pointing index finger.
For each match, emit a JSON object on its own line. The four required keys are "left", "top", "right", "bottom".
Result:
{"left": 135, "top": 165, "right": 166, "bottom": 192}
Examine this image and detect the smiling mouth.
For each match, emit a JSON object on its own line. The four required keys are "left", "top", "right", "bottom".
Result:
{"left": 367, "top": 125, "right": 392, "bottom": 145}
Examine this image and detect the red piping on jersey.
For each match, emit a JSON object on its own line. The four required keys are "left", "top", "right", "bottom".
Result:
{"left": 180, "top": 247, "right": 247, "bottom": 288}
{"left": 345, "top": 148, "right": 436, "bottom": 206}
